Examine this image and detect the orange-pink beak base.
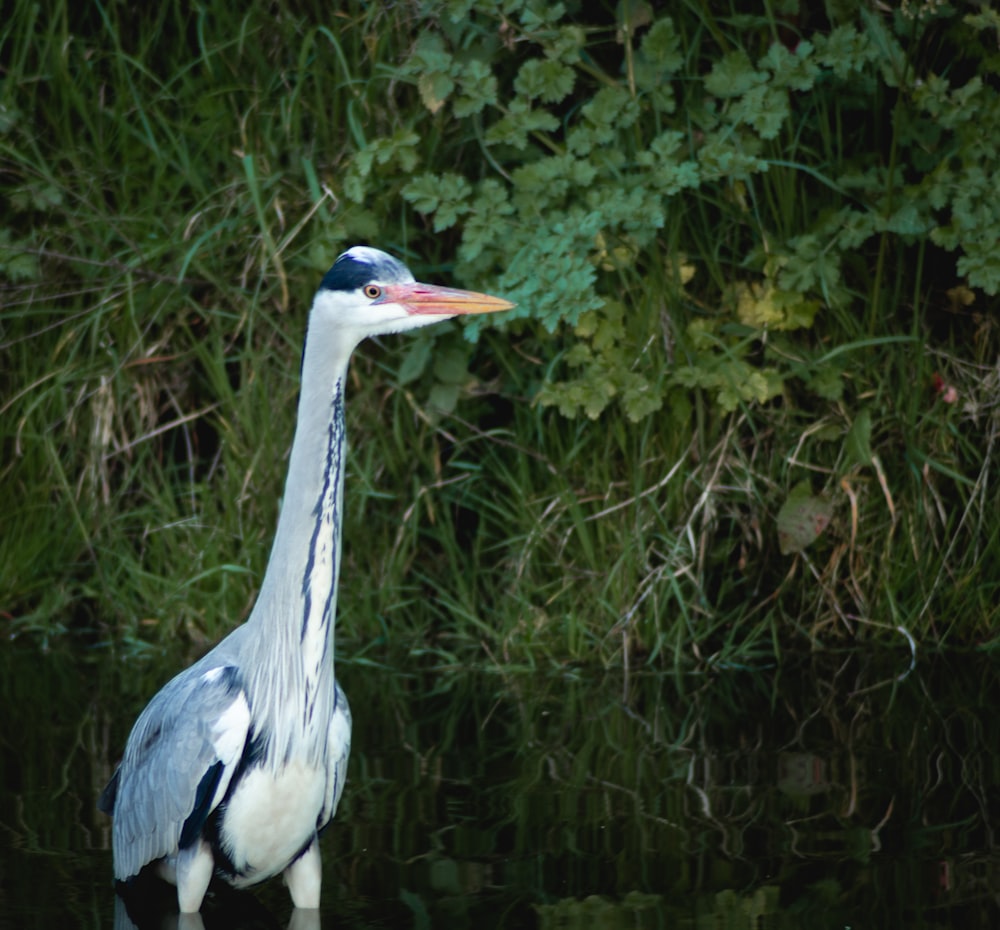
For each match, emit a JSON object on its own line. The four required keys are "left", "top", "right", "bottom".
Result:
{"left": 382, "top": 282, "right": 515, "bottom": 316}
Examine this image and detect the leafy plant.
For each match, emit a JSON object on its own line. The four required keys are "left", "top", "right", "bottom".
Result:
{"left": 2, "top": 0, "right": 998, "bottom": 660}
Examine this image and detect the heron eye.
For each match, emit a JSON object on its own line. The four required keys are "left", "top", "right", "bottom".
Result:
{"left": 363, "top": 284, "right": 381, "bottom": 299}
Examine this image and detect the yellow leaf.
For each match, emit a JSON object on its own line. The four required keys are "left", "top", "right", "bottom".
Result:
{"left": 736, "top": 281, "right": 784, "bottom": 327}
{"left": 946, "top": 284, "right": 975, "bottom": 311}
{"left": 418, "top": 73, "right": 451, "bottom": 114}
{"left": 666, "top": 253, "right": 696, "bottom": 286}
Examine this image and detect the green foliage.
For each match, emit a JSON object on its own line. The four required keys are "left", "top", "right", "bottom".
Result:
{"left": 2, "top": 0, "right": 998, "bottom": 663}
{"left": 347, "top": 0, "right": 1000, "bottom": 425}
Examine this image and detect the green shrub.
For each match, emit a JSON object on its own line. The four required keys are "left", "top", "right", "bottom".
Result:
{"left": 2, "top": 0, "right": 998, "bottom": 660}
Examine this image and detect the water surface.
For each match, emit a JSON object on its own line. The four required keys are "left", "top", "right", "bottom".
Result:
{"left": 2, "top": 645, "right": 997, "bottom": 928}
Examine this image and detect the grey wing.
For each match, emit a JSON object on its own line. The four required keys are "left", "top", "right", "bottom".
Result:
{"left": 320, "top": 679, "right": 352, "bottom": 828}
{"left": 104, "top": 663, "right": 251, "bottom": 880}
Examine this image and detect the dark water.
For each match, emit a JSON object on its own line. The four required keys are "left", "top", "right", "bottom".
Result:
{"left": 2, "top": 644, "right": 998, "bottom": 928}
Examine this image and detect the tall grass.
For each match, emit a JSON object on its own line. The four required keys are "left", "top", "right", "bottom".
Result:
{"left": 2, "top": 0, "right": 998, "bottom": 665}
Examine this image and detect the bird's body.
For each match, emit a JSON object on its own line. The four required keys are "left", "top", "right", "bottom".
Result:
{"left": 99, "top": 246, "right": 512, "bottom": 913}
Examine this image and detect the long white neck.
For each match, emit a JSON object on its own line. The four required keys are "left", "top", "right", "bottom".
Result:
{"left": 243, "top": 310, "right": 357, "bottom": 765}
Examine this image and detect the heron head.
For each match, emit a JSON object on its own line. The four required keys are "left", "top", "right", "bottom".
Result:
{"left": 311, "top": 246, "right": 514, "bottom": 339}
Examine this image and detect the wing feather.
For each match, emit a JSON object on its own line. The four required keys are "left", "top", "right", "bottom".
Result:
{"left": 103, "top": 663, "right": 251, "bottom": 880}
{"left": 320, "top": 680, "right": 352, "bottom": 830}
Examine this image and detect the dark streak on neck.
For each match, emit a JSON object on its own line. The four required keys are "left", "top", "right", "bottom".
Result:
{"left": 300, "top": 380, "right": 345, "bottom": 645}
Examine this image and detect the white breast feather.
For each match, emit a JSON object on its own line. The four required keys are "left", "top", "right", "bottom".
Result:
{"left": 221, "top": 761, "right": 326, "bottom": 884}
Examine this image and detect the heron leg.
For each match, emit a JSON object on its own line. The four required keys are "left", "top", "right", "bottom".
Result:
{"left": 284, "top": 839, "right": 322, "bottom": 908}
{"left": 175, "top": 838, "right": 214, "bottom": 913}
{"left": 156, "top": 854, "right": 178, "bottom": 885}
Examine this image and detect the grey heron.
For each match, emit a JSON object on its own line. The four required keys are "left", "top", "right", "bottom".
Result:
{"left": 98, "top": 246, "right": 513, "bottom": 913}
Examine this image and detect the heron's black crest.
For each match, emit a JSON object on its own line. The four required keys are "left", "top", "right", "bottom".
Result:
{"left": 319, "top": 246, "right": 412, "bottom": 293}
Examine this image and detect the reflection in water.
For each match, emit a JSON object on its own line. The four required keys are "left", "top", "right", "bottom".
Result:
{"left": 1, "top": 646, "right": 998, "bottom": 927}
{"left": 114, "top": 896, "right": 209, "bottom": 930}
{"left": 286, "top": 910, "right": 319, "bottom": 930}
{"left": 111, "top": 873, "right": 300, "bottom": 930}
{"left": 114, "top": 893, "right": 317, "bottom": 930}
